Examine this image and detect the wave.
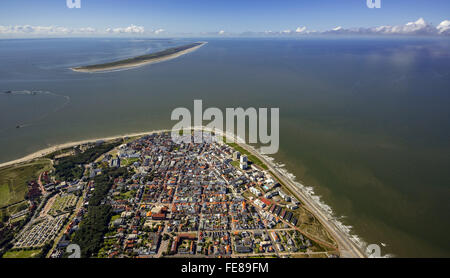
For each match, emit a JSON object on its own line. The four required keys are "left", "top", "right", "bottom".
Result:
{"left": 260, "top": 151, "right": 396, "bottom": 258}
{"left": 260, "top": 152, "right": 371, "bottom": 254}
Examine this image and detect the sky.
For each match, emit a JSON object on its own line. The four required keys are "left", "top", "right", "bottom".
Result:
{"left": 0, "top": 0, "right": 449, "bottom": 37}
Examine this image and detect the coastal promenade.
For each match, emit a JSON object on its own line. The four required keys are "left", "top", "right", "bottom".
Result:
{"left": 233, "top": 140, "right": 367, "bottom": 258}
{"left": 0, "top": 127, "right": 366, "bottom": 258}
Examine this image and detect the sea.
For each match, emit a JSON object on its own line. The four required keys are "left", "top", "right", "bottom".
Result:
{"left": 0, "top": 37, "right": 449, "bottom": 257}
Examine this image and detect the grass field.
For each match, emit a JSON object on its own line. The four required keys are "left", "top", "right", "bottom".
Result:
{"left": 224, "top": 141, "right": 268, "bottom": 170}
{"left": 2, "top": 248, "right": 42, "bottom": 258}
{"left": 122, "top": 157, "right": 139, "bottom": 167}
{"left": 230, "top": 160, "right": 240, "bottom": 169}
{"left": 0, "top": 200, "right": 29, "bottom": 221}
{"left": 0, "top": 159, "right": 52, "bottom": 208}
{"left": 113, "top": 189, "right": 136, "bottom": 200}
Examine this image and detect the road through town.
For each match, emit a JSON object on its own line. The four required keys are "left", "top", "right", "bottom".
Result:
{"left": 234, "top": 141, "right": 367, "bottom": 258}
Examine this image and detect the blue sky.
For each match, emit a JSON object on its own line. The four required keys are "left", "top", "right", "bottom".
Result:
{"left": 0, "top": 0, "right": 449, "bottom": 36}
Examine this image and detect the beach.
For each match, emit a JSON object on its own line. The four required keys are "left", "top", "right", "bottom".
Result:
{"left": 0, "top": 129, "right": 170, "bottom": 169}
{"left": 71, "top": 42, "right": 207, "bottom": 73}
{"left": 236, "top": 140, "right": 367, "bottom": 258}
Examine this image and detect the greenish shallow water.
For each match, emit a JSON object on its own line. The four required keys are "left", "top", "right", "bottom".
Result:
{"left": 0, "top": 38, "right": 449, "bottom": 257}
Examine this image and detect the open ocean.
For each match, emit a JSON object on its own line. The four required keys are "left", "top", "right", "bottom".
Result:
{"left": 0, "top": 37, "right": 449, "bottom": 257}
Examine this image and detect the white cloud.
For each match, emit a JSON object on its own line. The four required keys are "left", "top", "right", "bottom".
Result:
{"left": 106, "top": 24, "right": 145, "bottom": 34}
{"left": 374, "top": 18, "right": 436, "bottom": 35}
{"left": 295, "top": 26, "right": 307, "bottom": 33}
{"left": 437, "top": 20, "right": 450, "bottom": 35}
{"left": 78, "top": 27, "right": 96, "bottom": 33}
{"left": 248, "top": 18, "right": 449, "bottom": 37}
{"left": 323, "top": 18, "right": 447, "bottom": 36}
{"left": 0, "top": 25, "right": 98, "bottom": 35}
{"left": 0, "top": 25, "right": 66, "bottom": 35}
{"left": 1, "top": 18, "right": 449, "bottom": 38}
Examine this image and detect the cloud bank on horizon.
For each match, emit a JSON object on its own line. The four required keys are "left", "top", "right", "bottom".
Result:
{"left": 0, "top": 24, "right": 164, "bottom": 36}
{"left": 321, "top": 18, "right": 450, "bottom": 36}
{"left": 106, "top": 25, "right": 145, "bottom": 34}
{"left": 266, "top": 18, "right": 450, "bottom": 36}
{"left": 0, "top": 18, "right": 449, "bottom": 37}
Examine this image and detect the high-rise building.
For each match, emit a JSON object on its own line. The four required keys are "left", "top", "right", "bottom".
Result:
{"left": 233, "top": 151, "right": 241, "bottom": 160}
{"left": 240, "top": 155, "right": 248, "bottom": 163}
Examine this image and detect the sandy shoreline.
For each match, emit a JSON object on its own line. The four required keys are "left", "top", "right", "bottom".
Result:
{"left": 234, "top": 138, "right": 367, "bottom": 258}
{"left": 70, "top": 42, "right": 207, "bottom": 73}
{"left": 0, "top": 129, "right": 172, "bottom": 169}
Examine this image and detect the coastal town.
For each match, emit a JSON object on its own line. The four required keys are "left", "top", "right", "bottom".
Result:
{"left": 0, "top": 131, "right": 340, "bottom": 258}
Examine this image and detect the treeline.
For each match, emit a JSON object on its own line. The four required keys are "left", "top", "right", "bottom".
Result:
{"left": 72, "top": 204, "right": 112, "bottom": 258}
{"left": 54, "top": 142, "right": 121, "bottom": 181}
{"left": 39, "top": 240, "right": 54, "bottom": 258}
{"left": 0, "top": 227, "right": 14, "bottom": 257}
{"left": 89, "top": 167, "right": 129, "bottom": 207}
{"left": 72, "top": 167, "right": 130, "bottom": 257}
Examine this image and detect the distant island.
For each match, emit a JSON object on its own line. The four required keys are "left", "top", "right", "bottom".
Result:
{"left": 71, "top": 42, "right": 207, "bottom": 73}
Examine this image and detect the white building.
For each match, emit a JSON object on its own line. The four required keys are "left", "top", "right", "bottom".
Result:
{"left": 287, "top": 203, "right": 299, "bottom": 210}
{"left": 291, "top": 197, "right": 301, "bottom": 205}
{"left": 278, "top": 189, "right": 291, "bottom": 202}
{"left": 254, "top": 199, "right": 266, "bottom": 209}
{"left": 250, "top": 186, "right": 262, "bottom": 196}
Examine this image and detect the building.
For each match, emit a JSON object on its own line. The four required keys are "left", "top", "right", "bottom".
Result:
{"left": 233, "top": 151, "right": 241, "bottom": 160}
{"left": 287, "top": 203, "right": 298, "bottom": 210}
{"left": 260, "top": 198, "right": 272, "bottom": 207}
{"left": 240, "top": 155, "right": 248, "bottom": 163}
{"left": 113, "top": 218, "right": 124, "bottom": 227}
{"left": 151, "top": 213, "right": 166, "bottom": 220}
{"left": 249, "top": 187, "right": 262, "bottom": 196}
{"left": 111, "top": 158, "right": 121, "bottom": 168}
{"left": 235, "top": 244, "right": 252, "bottom": 253}
{"left": 265, "top": 190, "right": 279, "bottom": 199}
{"left": 291, "top": 197, "right": 301, "bottom": 205}
{"left": 254, "top": 199, "right": 266, "bottom": 208}
{"left": 278, "top": 189, "right": 291, "bottom": 202}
